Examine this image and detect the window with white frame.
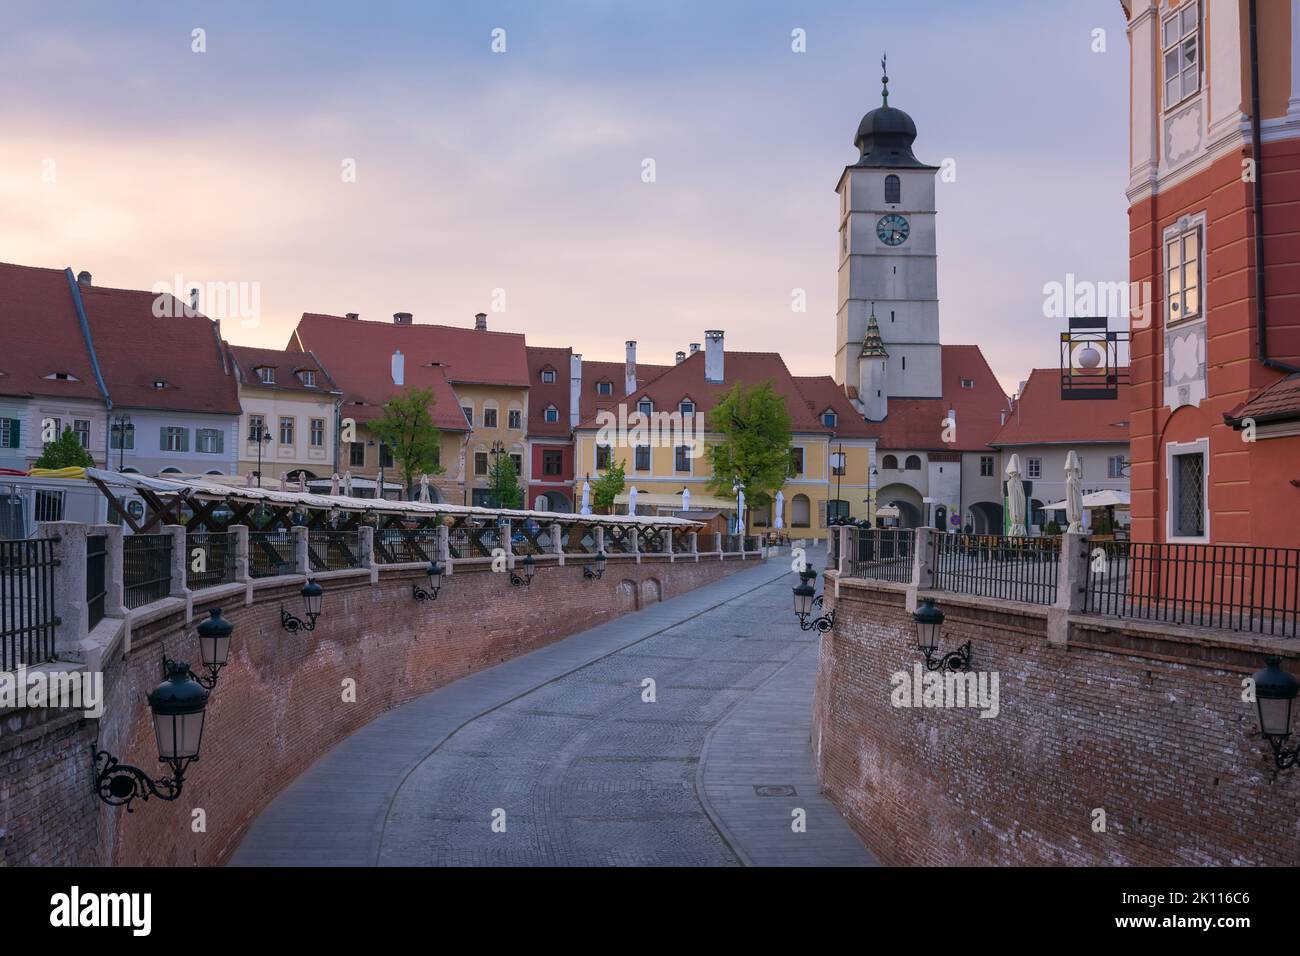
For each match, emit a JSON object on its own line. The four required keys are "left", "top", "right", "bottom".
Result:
{"left": 544, "top": 405, "right": 559, "bottom": 423}
{"left": 462, "top": 405, "right": 473, "bottom": 426}
{"left": 1108, "top": 455, "right": 1127, "bottom": 479}
{"left": 541, "top": 368, "right": 555, "bottom": 384}
{"left": 980, "top": 455, "right": 995, "bottom": 477}
{"left": 1162, "top": 2, "right": 1201, "bottom": 110}
{"left": 680, "top": 400, "right": 695, "bottom": 417}
{"left": 161, "top": 426, "right": 189, "bottom": 452}
{"left": 310, "top": 418, "right": 325, "bottom": 447}
{"left": 1027, "top": 457, "right": 1042, "bottom": 479}
{"left": 73, "top": 419, "right": 90, "bottom": 448}
{"left": 298, "top": 369, "right": 316, "bottom": 387}
{"left": 483, "top": 407, "right": 498, "bottom": 429}
{"left": 508, "top": 409, "right": 522, "bottom": 430}
{"left": 279, "top": 417, "right": 294, "bottom": 444}
{"left": 1165, "top": 224, "right": 1201, "bottom": 324}
{"left": 637, "top": 398, "right": 652, "bottom": 417}
{"left": 822, "top": 410, "right": 837, "bottom": 427}
{"left": 196, "top": 428, "right": 224, "bottom": 454}
{"left": 674, "top": 445, "right": 691, "bottom": 472}
{"left": 597, "top": 381, "right": 613, "bottom": 396}
{"left": 257, "top": 366, "right": 275, "bottom": 384}
{"left": 1171, "top": 447, "right": 1206, "bottom": 538}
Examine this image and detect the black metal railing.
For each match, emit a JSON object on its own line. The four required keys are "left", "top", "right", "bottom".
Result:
{"left": 123, "top": 533, "right": 173, "bottom": 609}
{"left": 562, "top": 525, "right": 598, "bottom": 555}
{"left": 830, "top": 529, "right": 841, "bottom": 568}
{"left": 604, "top": 526, "right": 634, "bottom": 554}
{"left": 725, "top": 534, "right": 743, "bottom": 553}
{"left": 845, "top": 528, "right": 914, "bottom": 583}
{"left": 308, "top": 530, "right": 361, "bottom": 571}
{"left": 448, "top": 525, "right": 501, "bottom": 558}
{"left": 671, "top": 528, "right": 695, "bottom": 554}
{"left": 637, "top": 526, "right": 666, "bottom": 553}
{"left": 1084, "top": 539, "right": 1300, "bottom": 638}
{"left": 86, "top": 534, "right": 106, "bottom": 630}
{"left": 932, "top": 533, "right": 1060, "bottom": 606}
{"left": 248, "top": 530, "right": 295, "bottom": 578}
{"left": 376, "top": 528, "right": 439, "bottom": 564}
{"left": 186, "top": 531, "right": 235, "bottom": 590}
{"left": 1, "top": 537, "right": 60, "bottom": 670}
{"left": 744, "top": 535, "right": 763, "bottom": 552}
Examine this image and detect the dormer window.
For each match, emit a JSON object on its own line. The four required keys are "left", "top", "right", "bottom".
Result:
{"left": 679, "top": 399, "right": 695, "bottom": 417}
{"left": 541, "top": 368, "right": 556, "bottom": 384}
{"left": 43, "top": 372, "right": 81, "bottom": 382}
{"left": 637, "top": 398, "right": 653, "bottom": 417}
{"left": 960, "top": 378, "right": 974, "bottom": 389}
{"left": 153, "top": 380, "right": 167, "bottom": 389}
{"left": 544, "top": 405, "right": 559, "bottom": 423}
{"left": 597, "top": 380, "right": 613, "bottom": 396}
{"left": 822, "top": 410, "right": 837, "bottom": 427}
{"left": 298, "top": 369, "right": 316, "bottom": 387}
{"left": 257, "top": 366, "right": 275, "bottom": 384}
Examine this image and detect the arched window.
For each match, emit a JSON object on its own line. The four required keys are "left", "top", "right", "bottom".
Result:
{"left": 905, "top": 455, "right": 922, "bottom": 470}
{"left": 881, "top": 454, "right": 899, "bottom": 470}
{"left": 884, "top": 174, "right": 901, "bottom": 204}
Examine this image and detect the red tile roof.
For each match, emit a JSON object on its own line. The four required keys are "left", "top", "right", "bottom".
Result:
{"left": 577, "top": 358, "right": 672, "bottom": 423}
{"left": 230, "top": 345, "right": 341, "bottom": 396}
{"left": 0, "top": 262, "right": 104, "bottom": 401}
{"left": 290, "top": 313, "right": 508, "bottom": 432}
{"left": 77, "top": 283, "right": 241, "bottom": 415}
{"left": 1224, "top": 371, "right": 1300, "bottom": 426}
{"left": 869, "top": 345, "right": 1011, "bottom": 451}
{"left": 990, "top": 367, "right": 1130, "bottom": 446}
{"left": 791, "top": 375, "right": 875, "bottom": 438}
{"left": 526, "top": 345, "right": 571, "bottom": 436}
{"left": 576, "top": 350, "right": 827, "bottom": 433}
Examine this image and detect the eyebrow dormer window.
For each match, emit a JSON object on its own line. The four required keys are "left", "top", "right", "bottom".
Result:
{"left": 884, "top": 174, "right": 900, "bottom": 204}
{"left": 544, "top": 405, "right": 559, "bottom": 423}
{"left": 257, "top": 366, "right": 275, "bottom": 384}
{"left": 597, "top": 381, "right": 613, "bottom": 396}
{"left": 298, "top": 369, "right": 316, "bottom": 387}
{"left": 43, "top": 372, "right": 81, "bottom": 382}
{"left": 822, "top": 410, "right": 837, "bottom": 427}
{"left": 541, "top": 369, "right": 556, "bottom": 384}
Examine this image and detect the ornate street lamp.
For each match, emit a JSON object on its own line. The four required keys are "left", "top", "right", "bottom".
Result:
{"left": 583, "top": 550, "right": 608, "bottom": 580}
{"left": 163, "top": 608, "right": 234, "bottom": 689}
{"left": 250, "top": 420, "right": 272, "bottom": 488}
{"left": 1252, "top": 657, "right": 1300, "bottom": 769}
{"left": 830, "top": 444, "right": 846, "bottom": 522}
{"left": 509, "top": 552, "right": 535, "bottom": 588}
{"left": 282, "top": 579, "right": 324, "bottom": 632}
{"left": 94, "top": 661, "right": 209, "bottom": 811}
{"left": 792, "top": 569, "right": 835, "bottom": 633}
{"left": 413, "top": 560, "right": 442, "bottom": 601}
{"left": 110, "top": 414, "right": 134, "bottom": 472}
{"left": 913, "top": 597, "right": 971, "bottom": 673}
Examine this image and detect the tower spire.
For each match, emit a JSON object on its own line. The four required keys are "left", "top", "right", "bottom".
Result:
{"left": 860, "top": 303, "right": 888, "bottom": 357}
{"left": 881, "top": 53, "right": 889, "bottom": 107}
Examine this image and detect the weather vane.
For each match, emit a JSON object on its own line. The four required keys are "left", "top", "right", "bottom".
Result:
{"left": 881, "top": 52, "right": 889, "bottom": 106}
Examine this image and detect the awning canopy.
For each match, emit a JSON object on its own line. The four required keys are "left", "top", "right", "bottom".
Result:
{"left": 1040, "top": 489, "right": 1131, "bottom": 512}
{"left": 84, "top": 468, "right": 701, "bottom": 527}
{"left": 613, "top": 491, "right": 736, "bottom": 510}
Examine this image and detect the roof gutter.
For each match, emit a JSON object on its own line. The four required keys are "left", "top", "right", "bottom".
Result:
{"left": 1248, "top": 0, "right": 1300, "bottom": 376}
{"left": 64, "top": 267, "right": 112, "bottom": 409}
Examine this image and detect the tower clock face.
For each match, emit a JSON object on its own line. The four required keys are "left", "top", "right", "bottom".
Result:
{"left": 877, "top": 214, "right": 909, "bottom": 246}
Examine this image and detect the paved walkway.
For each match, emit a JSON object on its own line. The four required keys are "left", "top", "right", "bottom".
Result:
{"left": 230, "top": 549, "right": 875, "bottom": 866}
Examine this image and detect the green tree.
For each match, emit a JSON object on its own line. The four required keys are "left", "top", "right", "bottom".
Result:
{"left": 369, "top": 386, "right": 442, "bottom": 499}
{"left": 488, "top": 452, "right": 523, "bottom": 509}
{"left": 33, "top": 426, "right": 94, "bottom": 469}
{"left": 706, "top": 380, "right": 794, "bottom": 509}
{"left": 591, "top": 459, "right": 626, "bottom": 514}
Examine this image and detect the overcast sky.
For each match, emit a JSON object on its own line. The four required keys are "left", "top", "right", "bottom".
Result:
{"left": 0, "top": 0, "right": 1130, "bottom": 395}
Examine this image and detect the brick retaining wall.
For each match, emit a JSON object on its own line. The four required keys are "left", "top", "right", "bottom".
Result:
{"left": 1, "top": 554, "right": 750, "bottom": 866}
{"left": 812, "top": 575, "right": 1300, "bottom": 866}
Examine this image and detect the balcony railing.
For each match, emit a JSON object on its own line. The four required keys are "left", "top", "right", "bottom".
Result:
{"left": 932, "top": 533, "right": 1060, "bottom": 606}
{"left": 123, "top": 533, "right": 173, "bottom": 609}
{"left": 1084, "top": 539, "right": 1300, "bottom": 638}
{"left": 846, "top": 528, "right": 913, "bottom": 583}
{"left": 1, "top": 537, "right": 60, "bottom": 670}
{"left": 186, "top": 531, "right": 235, "bottom": 589}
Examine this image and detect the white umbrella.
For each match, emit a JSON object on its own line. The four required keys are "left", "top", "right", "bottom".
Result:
{"left": 580, "top": 480, "right": 592, "bottom": 516}
{"left": 330, "top": 472, "right": 340, "bottom": 496}
{"left": 245, "top": 472, "right": 255, "bottom": 488}
{"left": 681, "top": 487, "right": 691, "bottom": 512}
{"left": 418, "top": 473, "right": 431, "bottom": 504}
{"left": 343, "top": 470, "right": 353, "bottom": 498}
{"left": 279, "top": 474, "right": 287, "bottom": 492}
{"left": 1064, "top": 451, "right": 1084, "bottom": 534}
{"left": 737, "top": 487, "right": 746, "bottom": 532}
{"left": 1006, "top": 454, "right": 1027, "bottom": 536}
{"left": 628, "top": 486, "right": 638, "bottom": 516}
{"left": 297, "top": 472, "right": 306, "bottom": 493}
{"left": 774, "top": 490, "right": 784, "bottom": 530}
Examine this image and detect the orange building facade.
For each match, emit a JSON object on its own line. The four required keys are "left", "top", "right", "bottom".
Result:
{"left": 1124, "top": 0, "right": 1300, "bottom": 550}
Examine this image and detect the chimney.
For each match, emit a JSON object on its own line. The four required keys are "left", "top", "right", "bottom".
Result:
{"left": 625, "top": 340, "right": 637, "bottom": 395}
{"left": 393, "top": 312, "right": 413, "bottom": 325}
{"left": 189, "top": 287, "right": 200, "bottom": 313}
{"left": 391, "top": 349, "right": 405, "bottom": 386}
{"left": 689, "top": 342, "right": 700, "bottom": 355}
{"left": 569, "top": 353, "right": 583, "bottom": 429}
{"left": 999, "top": 410, "right": 1007, "bottom": 426}
{"left": 345, "top": 312, "right": 359, "bottom": 320}
{"left": 475, "top": 312, "right": 488, "bottom": 331}
{"left": 76, "top": 270, "right": 92, "bottom": 286}
{"left": 675, "top": 350, "right": 686, "bottom": 365}
{"left": 704, "top": 330, "right": 724, "bottom": 383}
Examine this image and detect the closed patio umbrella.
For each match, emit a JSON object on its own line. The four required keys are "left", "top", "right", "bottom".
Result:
{"left": 1006, "top": 454, "right": 1027, "bottom": 536}
{"left": 774, "top": 490, "right": 784, "bottom": 530}
{"left": 628, "top": 486, "right": 638, "bottom": 516}
{"left": 418, "top": 473, "right": 431, "bottom": 503}
{"left": 580, "top": 480, "right": 592, "bottom": 515}
{"left": 330, "top": 472, "right": 340, "bottom": 496}
{"left": 681, "top": 487, "right": 690, "bottom": 512}
{"left": 1064, "top": 450, "right": 1084, "bottom": 533}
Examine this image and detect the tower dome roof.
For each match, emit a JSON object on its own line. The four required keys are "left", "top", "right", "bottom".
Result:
{"left": 852, "top": 57, "right": 930, "bottom": 168}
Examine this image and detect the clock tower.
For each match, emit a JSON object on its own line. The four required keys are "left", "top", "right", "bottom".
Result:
{"left": 834, "top": 64, "right": 942, "bottom": 411}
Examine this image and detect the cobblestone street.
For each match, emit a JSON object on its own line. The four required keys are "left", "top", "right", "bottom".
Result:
{"left": 231, "top": 550, "right": 875, "bottom": 867}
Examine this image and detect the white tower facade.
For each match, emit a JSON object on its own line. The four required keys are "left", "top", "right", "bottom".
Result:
{"left": 834, "top": 74, "right": 942, "bottom": 401}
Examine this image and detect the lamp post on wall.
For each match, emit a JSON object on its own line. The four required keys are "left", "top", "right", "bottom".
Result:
{"left": 791, "top": 568, "right": 835, "bottom": 633}
{"left": 913, "top": 597, "right": 972, "bottom": 673}
{"left": 162, "top": 607, "right": 235, "bottom": 689}
{"left": 413, "top": 561, "right": 442, "bottom": 601}
{"left": 1252, "top": 657, "right": 1300, "bottom": 769}
{"left": 281, "top": 579, "right": 325, "bottom": 632}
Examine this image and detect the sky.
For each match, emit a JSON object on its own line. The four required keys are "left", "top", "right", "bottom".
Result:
{"left": 0, "top": 0, "right": 1131, "bottom": 396}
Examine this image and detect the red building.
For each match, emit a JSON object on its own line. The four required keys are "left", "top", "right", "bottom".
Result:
{"left": 1124, "top": 0, "right": 1300, "bottom": 549}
